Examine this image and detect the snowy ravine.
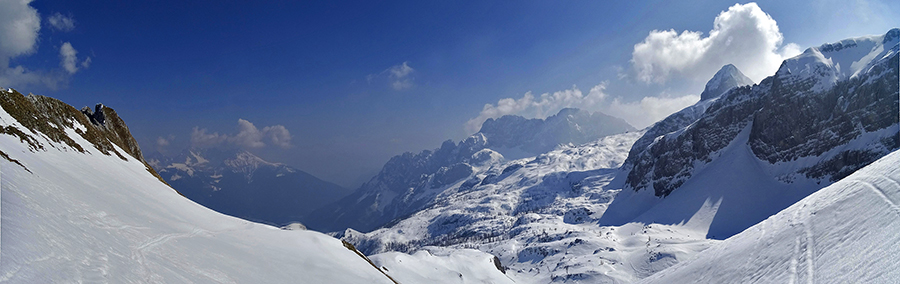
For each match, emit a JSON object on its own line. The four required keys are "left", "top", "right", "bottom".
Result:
{"left": 0, "top": 89, "right": 510, "bottom": 283}
{"left": 641, "top": 149, "right": 900, "bottom": 283}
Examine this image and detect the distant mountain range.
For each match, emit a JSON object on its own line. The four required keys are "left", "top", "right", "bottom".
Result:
{"left": 305, "top": 108, "right": 635, "bottom": 232}
{"left": 147, "top": 148, "right": 351, "bottom": 226}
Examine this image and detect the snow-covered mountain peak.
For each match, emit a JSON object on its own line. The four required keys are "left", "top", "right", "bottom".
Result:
{"left": 776, "top": 28, "right": 899, "bottom": 92}
{"left": 699, "top": 64, "right": 754, "bottom": 101}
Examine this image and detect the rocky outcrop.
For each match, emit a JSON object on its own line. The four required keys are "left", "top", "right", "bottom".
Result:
{"left": 0, "top": 88, "right": 170, "bottom": 188}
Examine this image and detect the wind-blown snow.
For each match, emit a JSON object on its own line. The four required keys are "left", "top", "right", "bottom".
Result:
{"left": 641, "top": 149, "right": 900, "bottom": 283}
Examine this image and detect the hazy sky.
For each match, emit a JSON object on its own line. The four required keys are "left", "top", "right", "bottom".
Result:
{"left": 1, "top": 0, "right": 897, "bottom": 187}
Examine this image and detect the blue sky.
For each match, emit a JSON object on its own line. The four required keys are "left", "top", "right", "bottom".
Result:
{"left": 2, "top": 0, "right": 897, "bottom": 187}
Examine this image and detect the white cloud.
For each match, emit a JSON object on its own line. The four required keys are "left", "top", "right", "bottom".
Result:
{"left": 59, "top": 42, "right": 79, "bottom": 74}
{"left": 465, "top": 83, "right": 609, "bottom": 133}
{"left": 59, "top": 42, "right": 91, "bottom": 75}
{"left": 190, "top": 127, "right": 227, "bottom": 148}
{"left": 631, "top": 2, "right": 801, "bottom": 84}
{"left": 0, "top": 0, "right": 42, "bottom": 87}
{"left": 0, "top": 1, "right": 88, "bottom": 89}
{"left": 369, "top": 61, "right": 415, "bottom": 90}
{"left": 465, "top": 83, "right": 699, "bottom": 133}
{"left": 156, "top": 136, "right": 171, "bottom": 147}
{"left": 0, "top": 0, "right": 40, "bottom": 66}
{"left": 191, "top": 119, "right": 292, "bottom": 149}
{"left": 602, "top": 93, "right": 700, "bottom": 129}
{"left": 48, "top": 12, "right": 75, "bottom": 32}
{"left": 262, "top": 125, "right": 292, "bottom": 148}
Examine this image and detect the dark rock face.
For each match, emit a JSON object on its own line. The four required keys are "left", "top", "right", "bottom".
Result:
{"left": 625, "top": 35, "right": 899, "bottom": 197}
{"left": 622, "top": 64, "right": 753, "bottom": 180}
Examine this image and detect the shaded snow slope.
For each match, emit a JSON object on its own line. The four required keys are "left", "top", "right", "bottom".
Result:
{"left": 641, "top": 149, "right": 900, "bottom": 283}
{"left": 0, "top": 89, "right": 396, "bottom": 283}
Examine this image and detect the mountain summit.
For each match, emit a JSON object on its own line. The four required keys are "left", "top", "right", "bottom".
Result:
{"left": 699, "top": 64, "right": 755, "bottom": 101}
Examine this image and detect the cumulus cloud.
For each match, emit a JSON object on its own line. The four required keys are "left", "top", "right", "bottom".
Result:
{"left": 369, "top": 61, "right": 415, "bottom": 90}
{"left": 602, "top": 93, "right": 700, "bottom": 129}
{"left": 48, "top": 12, "right": 75, "bottom": 32}
{"left": 60, "top": 42, "right": 78, "bottom": 74}
{"left": 0, "top": 0, "right": 40, "bottom": 64}
{"left": 190, "top": 127, "right": 227, "bottom": 148}
{"left": 191, "top": 119, "right": 293, "bottom": 149}
{"left": 465, "top": 84, "right": 607, "bottom": 133}
{"left": 630, "top": 2, "right": 801, "bottom": 84}
{"left": 0, "top": 1, "right": 88, "bottom": 89}
{"left": 465, "top": 83, "right": 699, "bottom": 133}
{"left": 0, "top": 0, "right": 41, "bottom": 82}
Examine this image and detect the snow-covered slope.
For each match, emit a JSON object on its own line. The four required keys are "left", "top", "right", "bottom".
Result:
{"left": 371, "top": 247, "right": 515, "bottom": 284}
{"left": 641, "top": 149, "right": 900, "bottom": 283}
{"left": 340, "top": 131, "right": 720, "bottom": 283}
{"left": 147, "top": 148, "right": 350, "bottom": 226}
{"left": 611, "top": 28, "right": 899, "bottom": 239}
{"left": 0, "top": 89, "right": 399, "bottom": 283}
{"left": 308, "top": 108, "right": 634, "bottom": 233}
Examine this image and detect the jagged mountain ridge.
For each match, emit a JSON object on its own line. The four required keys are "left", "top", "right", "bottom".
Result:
{"left": 604, "top": 28, "right": 899, "bottom": 239}
{"left": 625, "top": 28, "right": 899, "bottom": 197}
{"left": 148, "top": 148, "right": 351, "bottom": 226}
{"left": 306, "top": 108, "right": 635, "bottom": 233}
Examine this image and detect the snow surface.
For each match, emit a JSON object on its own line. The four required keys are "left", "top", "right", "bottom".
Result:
{"left": 641, "top": 149, "right": 900, "bottom": 283}
{"left": 0, "top": 100, "right": 389, "bottom": 283}
{"left": 344, "top": 131, "right": 719, "bottom": 283}
{"left": 371, "top": 247, "right": 515, "bottom": 284}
